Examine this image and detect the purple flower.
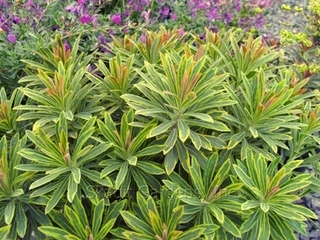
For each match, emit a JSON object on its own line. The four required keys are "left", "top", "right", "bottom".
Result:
{"left": 12, "top": 16, "right": 20, "bottom": 24}
{"left": 110, "top": 13, "right": 122, "bottom": 25}
{"left": 234, "top": 0, "right": 241, "bottom": 12}
{"left": 139, "top": 32, "right": 147, "bottom": 43}
{"left": 249, "top": 0, "right": 272, "bottom": 8}
{"left": 78, "top": 0, "right": 86, "bottom": 4}
{"left": 52, "top": 25, "right": 59, "bottom": 31}
{"left": 159, "top": 6, "right": 170, "bottom": 17}
{"left": 80, "top": 14, "right": 92, "bottom": 24}
{"left": 141, "top": 10, "right": 151, "bottom": 23}
{"left": 170, "top": 12, "right": 178, "bottom": 21}
{"left": 97, "top": 34, "right": 107, "bottom": 45}
{"left": 65, "top": 4, "right": 83, "bottom": 16}
{"left": 0, "top": 0, "right": 8, "bottom": 7}
{"left": 208, "top": 8, "right": 218, "bottom": 21}
{"left": 64, "top": 41, "right": 70, "bottom": 52}
{"left": 254, "top": 13, "right": 264, "bottom": 29}
{"left": 7, "top": 32, "right": 16, "bottom": 44}
{"left": 24, "top": 0, "right": 34, "bottom": 7}
{"left": 225, "top": 12, "right": 232, "bottom": 25}
{"left": 65, "top": 5, "right": 75, "bottom": 12}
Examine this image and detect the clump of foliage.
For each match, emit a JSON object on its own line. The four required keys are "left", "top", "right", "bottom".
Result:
{"left": 275, "top": 1, "right": 320, "bottom": 92}
{"left": 0, "top": 26, "right": 319, "bottom": 239}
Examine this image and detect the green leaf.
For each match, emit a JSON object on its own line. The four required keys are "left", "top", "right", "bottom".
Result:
{"left": 11, "top": 189, "right": 24, "bottom": 197}
{"left": 48, "top": 210, "right": 75, "bottom": 234}
{"left": 258, "top": 212, "right": 270, "bottom": 239}
{"left": 184, "top": 113, "right": 214, "bottom": 123}
{"left": 97, "top": 117, "right": 119, "bottom": 145}
{"left": 221, "top": 216, "right": 242, "bottom": 238}
{"left": 15, "top": 164, "right": 52, "bottom": 172}
{"left": 96, "top": 219, "right": 117, "bottom": 239}
{"left": 92, "top": 199, "right": 104, "bottom": 235}
{"left": 241, "top": 200, "right": 260, "bottom": 210}
{"left": 0, "top": 225, "right": 10, "bottom": 239}
{"left": 233, "top": 164, "right": 261, "bottom": 196}
{"left": 4, "top": 200, "right": 15, "bottom": 224}
{"left": 148, "top": 121, "right": 175, "bottom": 138}
{"left": 164, "top": 128, "right": 178, "bottom": 154}
{"left": 168, "top": 205, "right": 184, "bottom": 232}
{"left": 189, "top": 159, "right": 205, "bottom": 196}
{"left": 136, "top": 162, "right": 165, "bottom": 175}
{"left": 176, "top": 139, "right": 190, "bottom": 171}
{"left": 148, "top": 210, "right": 162, "bottom": 236}
{"left": 127, "top": 156, "right": 138, "bottom": 166}
{"left": 115, "top": 162, "right": 129, "bottom": 189}
{"left": 135, "top": 145, "right": 166, "bottom": 158}
{"left": 241, "top": 210, "right": 259, "bottom": 233}
{"left": 208, "top": 204, "right": 224, "bottom": 224}
{"left": 177, "top": 119, "right": 190, "bottom": 143}
{"left": 64, "top": 205, "right": 86, "bottom": 239}
{"left": 82, "top": 169, "right": 113, "bottom": 187}
{"left": 164, "top": 147, "right": 178, "bottom": 175}
{"left": 77, "top": 142, "right": 113, "bottom": 165}
{"left": 18, "top": 148, "right": 64, "bottom": 167}
{"left": 120, "top": 211, "right": 154, "bottom": 236}
{"left": 270, "top": 204, "right": 307, "bottom": 221}
{"left": 30, "top": 171, "right": 66, "bottom": 190}
{"left": 38, "top": 226, "right": 81, "bottom": 240}
{"left": 260, "top": 202, "right": 269, "bottom": 213}
{"left": 67, "top": 175, "right": 78, "bottom": 203}
{"left": 45, "top": 179, "right": 68, "bottom": 214}
{"left": 276, "top": 174, "right": 311, "bottom": 195}
{"left": 176, "top": 227, "right": 205, "bottom": 240}
{"left": 284, "top": 203, "right": 317, "bottom": 219}
{"left": 71, "top": 167, "right": 81, "bottom": 184}
{"left": 227, "top": 131, "right": 245, "bottom": 149}
{"left": 249, "top": 126, "right": 259, "bottom": 138}
{"left": 16, "top": 204, "right": 27, "bottom": 237}
{"left": 100, "top": 161, "right": 122, "bottom": 177}
{"left": 189, "top": 131, "right": 202, "bottom": 150}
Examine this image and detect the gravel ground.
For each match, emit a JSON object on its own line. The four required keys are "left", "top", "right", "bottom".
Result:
{"left": 263, "top": 1, "right": 320, "bottom": 239}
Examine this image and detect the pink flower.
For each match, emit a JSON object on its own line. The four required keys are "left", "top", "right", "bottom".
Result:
{"left": 92, "top": 14, "right": 98, "bottom": 28}
{"left": 24, "top": 0, "right": 34, "bottom": 7}
{"left": 170, "top": 13, "right": 178, "bottom": 21}
{"left": 141, "top": 10, "right": 151, "bottom": 23}
{"left": 64, "top": 42, "right": 70, "bottom": 52}
{"left": 110, "top": 13, "right": 122, "bottom": 25}
{"left": 7, "top": 32, "right": 16, "bottom": 44}
{"left": 248, "top": 0, "right": 272, "bottom": 8}
{"left": 80, "top": 14, "right": 92, "bottom": 24}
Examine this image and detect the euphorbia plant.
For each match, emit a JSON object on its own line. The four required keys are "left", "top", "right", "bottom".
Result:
{"left": 97, "top": 108, "right": 166, "bottom": 198}
{"left": 16, "top": 112, "right": 113, "bottom": 213}
{"left": 163, "top": 153, "right": 244, "bottom": 239}
{"left": 39, "top": 196, "right": 126, "bottom": 240}
{"left": 122, "top": 49, "right": 233, "bottom": 174}
{"left": 111, "top": 189, "right": 217, "bottom": 239}
{"left": 15, "top": 35, "right": 103, "bottom": 133}
{"left": 0, "top": 134, "right": 50, "bottom": 239}
{"left": 233, "top": 149, "right": 317, "bottom": 239}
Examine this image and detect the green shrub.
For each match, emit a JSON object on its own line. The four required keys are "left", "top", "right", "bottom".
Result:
{"left": 0, "top": 27, "right": 319, "bottom": 239}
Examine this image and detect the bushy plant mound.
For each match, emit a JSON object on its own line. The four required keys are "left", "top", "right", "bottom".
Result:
{"left": 1, "top": 0, "right": 320, "bottom": 239}
{"left": 0, "top": 26, "right": 319, "bottom": 239}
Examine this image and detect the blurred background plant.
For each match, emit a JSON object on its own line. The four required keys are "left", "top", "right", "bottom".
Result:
{"left": 0, "top": 0, "right": 278, "bottom": 97}
{"left": 274, "top": 1, "right": 320, "bottom": 92}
